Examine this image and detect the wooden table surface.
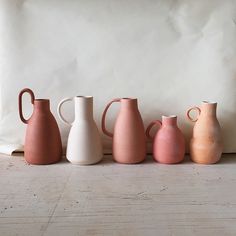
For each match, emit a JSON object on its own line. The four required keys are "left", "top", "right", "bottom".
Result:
{"left": 0, "top": 154, "right": 236, "bottom": 236}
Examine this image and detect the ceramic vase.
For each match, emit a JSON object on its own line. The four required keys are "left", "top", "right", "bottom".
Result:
{"left": 102, "top": 98, "right": 146, "bottom": 164}
{"left": 57, "top": 96, "right": 103, "bottom": 165}
{"left": 18, "top": 88, "right": 62, "bottom": 165}
{"left": 146, "top": 115, "right": 185, "bottom": 164}
{"left": 187, "top": 101, "right": 223, "bottom": 164}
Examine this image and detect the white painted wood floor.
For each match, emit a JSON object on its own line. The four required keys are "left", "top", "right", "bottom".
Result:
{"left": 0, "top": 154, "right": 236, "bottom": 236}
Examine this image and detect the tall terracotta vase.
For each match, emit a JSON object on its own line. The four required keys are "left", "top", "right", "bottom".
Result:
{"left": 146, "top": 115, "right": 185, "bottom": 164}
{"left": 187, "top": 101, "right": 223, "bottom": 164}
{"left": 18, "top": 88, "right": 62, "bottom": 165}
{"left": 102, "top": 98, "right": 146, "bottom": 164}
{"left": 57, "top": 96, "right": 103, "bottom": 165}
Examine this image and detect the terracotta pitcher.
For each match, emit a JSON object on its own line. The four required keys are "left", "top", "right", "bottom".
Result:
{"left": 57, "top": 96, "right": 103, "bottom": 165}
{"left": 146, "top": 115, "right": 185, "bottom": 164}
{"left": 102, "top": 98, "right": 146, "bottom": 164}
{"left": 18, "top": 88, "right": 62, "bottom": 165}
{"left": 187, "top": 101, "right": 223, "bottom": 164}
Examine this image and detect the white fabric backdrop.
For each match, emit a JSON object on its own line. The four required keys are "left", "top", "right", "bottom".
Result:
{"left": 0, "top": 0, "right": 236, "bottom": 154}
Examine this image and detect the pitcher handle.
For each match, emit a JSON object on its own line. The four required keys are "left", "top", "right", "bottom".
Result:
{"left": 146, "top": 120, "right": 162, "bottom": 140}
{"left": 187, "top": 106, "right": 201, "bottom": 122}
{"left": 101, "top": 98, "right": 121, "bottom": 137}
{"left": 18, "top": 88, "right": 35, "bottom": 124}
{"left": 57, "top": 97, "right": 74, "bottom": 126}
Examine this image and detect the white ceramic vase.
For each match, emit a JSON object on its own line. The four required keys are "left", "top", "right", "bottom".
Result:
{"left": 57, "top": 96, "right": 103, "bottom": 165}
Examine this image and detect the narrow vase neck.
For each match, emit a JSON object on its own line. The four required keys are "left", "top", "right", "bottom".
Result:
{"left": 201, "top": 102, "right": 217, "bottom": 117}
{"left": 34, "top": 99, "right": 50, "bottom": 112}
{"left": 74, "top": 96, "right": 93, "bottom": 120}
{"left": 120, "top": 98, "right": 138, "bottom": 111}
{"left": 162, "top": 116, "right": 177, "bottom": 126}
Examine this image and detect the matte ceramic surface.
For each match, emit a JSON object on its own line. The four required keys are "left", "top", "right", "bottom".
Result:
{"left": 57, "top": 96, "right": 103, "bottom": 165}
{"left": 187, "top": 101, "right": 223, "bottom": 164}
{"left": 146, "top": 116, "right": 185, "bottom": 164}
{"left": 102, "top": 98, "right": 146, "bottom": 164}
{"left": 18, "top": 88, "right": 62, "bottom": 165}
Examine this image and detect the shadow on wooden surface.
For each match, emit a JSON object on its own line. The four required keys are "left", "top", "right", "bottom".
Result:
{"left": 10, "top": 152, "right": 236, "bottom": 166}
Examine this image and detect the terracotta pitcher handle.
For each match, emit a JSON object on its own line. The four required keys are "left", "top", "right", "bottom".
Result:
{"left": 146, "top": 120, "right": 162, "bottom": 140}
{"left": 57, "top": 97, "right": 74, "bottom": 126}
{"left": 101, "top": 98, "right": 121, "bottom": 137}
{"left": 187, "top": 106, "right": 201, "bottom": 122}
{"left": 18, "top": 88, "right": 35, "bottom": 124}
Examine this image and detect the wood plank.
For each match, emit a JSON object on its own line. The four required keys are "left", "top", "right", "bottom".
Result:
{"left": 0, "top": 154, "right": 235, "bottom": 236}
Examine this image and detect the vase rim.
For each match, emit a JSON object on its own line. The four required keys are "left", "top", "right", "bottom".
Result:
{"left": 162, "top": 115, "right": 177, "bottom": 118}
{"left": 34, "top": 99, "right": 49, "bottom": 102}
{"left": 121, "top": 97, "right": 137, "bottom": 100}
{"left": 202, "top": 101, "right": 217, "bottom": 104}
{"left": 75, "top": 95, "right": 93, "bottom": 98}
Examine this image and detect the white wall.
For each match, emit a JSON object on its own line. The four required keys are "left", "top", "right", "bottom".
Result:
{"left": 0, "top": 0, "right": 236, "bottom": 153}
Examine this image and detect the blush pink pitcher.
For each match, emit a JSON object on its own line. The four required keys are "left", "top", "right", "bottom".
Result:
{"left": 102, "top": 98, "right": 146, "bottom": 164}
{"left": 187, "top": 101, "right": 223, "bottom": 164}
{"left": 146, "top": 115, "right": 185, "bottom": 164}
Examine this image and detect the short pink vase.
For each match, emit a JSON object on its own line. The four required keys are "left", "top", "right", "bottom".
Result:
{"left": 146, "top": 115, "right": 185, "bottom": 164}
{"left": 102, "top": 98, "right": 146, "bottom": 164}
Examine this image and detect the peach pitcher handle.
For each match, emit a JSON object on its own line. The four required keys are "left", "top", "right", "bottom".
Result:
{"left": 101, "top": 98, "right": 121, "bottom": 138}
{"left": 187, "top": 106, "right": 201, "bottom": 122}
{"left": 146, "top": 120, "right": 162, "bottom": 140}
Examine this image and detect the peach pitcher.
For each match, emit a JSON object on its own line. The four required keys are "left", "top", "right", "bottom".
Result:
{"left": 187, "top": 101, "right": 223, "bottom": 164}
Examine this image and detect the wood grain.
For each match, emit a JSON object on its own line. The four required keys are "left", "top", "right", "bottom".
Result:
{"left": 0, "top": 154, "right": 236, "bottom": 236}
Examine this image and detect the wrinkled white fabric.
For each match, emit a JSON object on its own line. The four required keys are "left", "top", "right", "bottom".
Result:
{"left": 0, "top": 0, "right": 236, "bottom": 155}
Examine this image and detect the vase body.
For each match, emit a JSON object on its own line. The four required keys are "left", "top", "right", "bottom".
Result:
{"left": 146, "top": 116, "right": 185, "bottom": 164}
{"left": 18, "top": 88, "right": 62, "bottom": 165}
{"left": 187, "top": 101, "right": 223, "bottom": 164}
{"left": 102, "top": 98, "right": 146, "bottom": 164}
{"left": 58, "top": 96, "right": 103, "bottom": 165}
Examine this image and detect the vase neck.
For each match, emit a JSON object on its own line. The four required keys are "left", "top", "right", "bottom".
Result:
{"left": 120, "top": 98, "right": 138, "bottom": 111}
{"left": 201, "top": 101, "right": 217, "bottom": 117}
{"left": 162, "top": 115, "right": 177, "bottom": 126}
{"left": 74, "top": 96, "right": 93, "bottom": 120}
{"left": 34, "top": 99, "right": 50, "bottom": 112}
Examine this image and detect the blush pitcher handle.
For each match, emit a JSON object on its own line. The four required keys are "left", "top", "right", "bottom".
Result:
{"left": 57, "top": 97, "right": 74, "bottom": 126}
{"left": 146, "top": 120, "right": 162, "bottom": 140}
{"left": 101, "top": 98, "right": 121, "bottom": 137}
{"left": 187, "top": 106, "right": 201, "bottom": 122}
{"left": 18, "top": 88, "right": 35, "bottom": 124}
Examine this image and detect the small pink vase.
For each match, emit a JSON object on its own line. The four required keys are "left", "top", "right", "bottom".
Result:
{"left": 146, "top": 115, "right": 185, "bottom": 164}
{"left": 102, "top": 98, "right": 146, "bottom": 164}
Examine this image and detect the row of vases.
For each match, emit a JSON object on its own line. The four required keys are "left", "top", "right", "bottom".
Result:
{"left": 18, "top": 88, "right": 223, "bottom": 165}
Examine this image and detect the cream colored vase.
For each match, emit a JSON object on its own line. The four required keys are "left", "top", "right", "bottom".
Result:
{"left": 187, "top": 101, "right": 223, "bottom": 164}
{"left": 57, "top": 96, "right": 103, "bottom": 165}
